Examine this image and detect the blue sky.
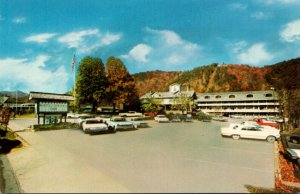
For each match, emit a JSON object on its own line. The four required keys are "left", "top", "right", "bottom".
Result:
{"left": 1, "top": 0, "right": 300, "bottom": 93}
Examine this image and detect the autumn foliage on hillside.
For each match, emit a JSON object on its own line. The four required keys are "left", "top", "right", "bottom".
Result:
{"left": 133, "top": 64, "right": 271, "bottom": 96}
{"left": 133, "top": 70, "right": 183, "bottom": 96}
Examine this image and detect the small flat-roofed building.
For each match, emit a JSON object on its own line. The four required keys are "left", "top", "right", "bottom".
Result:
{"left": 196, "top": 90, "right": 280, "bottom": 117}
{"left": 29, "top": 91, "right": 74, "bottom": 124}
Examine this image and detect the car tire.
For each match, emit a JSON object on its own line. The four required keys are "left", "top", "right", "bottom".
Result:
{"left": 109, "top": 126, "right": 116, "bottom": 133}
{"left": 267, "top": 136, "right": 276, "bottom": 143}
{"left": 232, "top": 134, "right": 240, "bottom": 140}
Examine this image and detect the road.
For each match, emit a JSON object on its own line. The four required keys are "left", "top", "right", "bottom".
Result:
{"left": 29, "top": 119, "right": 275, "bottom": 193}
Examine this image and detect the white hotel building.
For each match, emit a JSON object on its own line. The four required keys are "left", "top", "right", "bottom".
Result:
{"left": 196, "top": 90, "right": 280, "bottom": 117}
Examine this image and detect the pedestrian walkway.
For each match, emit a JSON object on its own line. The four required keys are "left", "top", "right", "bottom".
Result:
{"left": 6, "top": 119, "right": 130, "bottom": 193}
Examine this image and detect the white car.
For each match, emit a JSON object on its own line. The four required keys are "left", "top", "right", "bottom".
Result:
{"left": 119, "top": 111, "right": 143, "bottom": 117}
{"left": 126, "top": 117, "right": 149, "bottom": 128}
{"left": 221, "top": 123, "right": 280, "bottom": 142}
{"left": 81, "top": 119, "right": 109, "bottom": 134}
{"left": 106, "top": 117, "right": 134, "bottom": 131}
{"left": 154, "top": 115, "right": 169, "bottom": 123}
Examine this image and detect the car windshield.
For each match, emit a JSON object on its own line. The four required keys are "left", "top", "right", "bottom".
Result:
{"left": 113, "top": 118, "right": 126, "bottom": 122}
{"left": 86, "top": 120, "right": 103, "bottom": 124}
{"left": 133, "top": 118, "right": 143, "bottom": 121}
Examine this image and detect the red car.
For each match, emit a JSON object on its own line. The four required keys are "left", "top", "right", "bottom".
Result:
{"left": 256, "top": 118, "right": 279, "bottom": 128}
{"left": 144, "top": 112, "right": 158, "bottom": 117}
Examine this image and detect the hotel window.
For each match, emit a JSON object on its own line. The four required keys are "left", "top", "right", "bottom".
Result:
{"left": 216, "top": 95, "right": 221, "bottom": 99}
{"left": 204, "top": 96, "right": 210, "bottom": 99}
{"left": 229, "top": 95, "right": 235, "bottom": 98}
{"left": 246, "top": 94, "right": 253, "bottom": 98}
{"left": 265, "top": 93, "right": 272, "bottom": 97}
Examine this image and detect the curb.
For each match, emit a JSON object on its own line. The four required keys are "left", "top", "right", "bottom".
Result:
{"left": 274, "top": 141, "right": 300, "bottom": 189}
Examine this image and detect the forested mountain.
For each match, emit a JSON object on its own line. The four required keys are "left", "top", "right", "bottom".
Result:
{"left": 133, "top": 64, "right": 272, "bottom": 96}
{"left": 133, "top": 70, "right": 183, "bottom": 96}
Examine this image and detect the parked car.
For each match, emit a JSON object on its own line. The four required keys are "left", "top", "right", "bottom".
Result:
{"left": 67, "top": 112, "right": 89, "bottom": 119}
{"left": 98, "top": 114, "right": 112, "bottom": 122}
{"left": 221, "top": 123, "right": 280, "bottom": 142}
{"left": 144, "top": 112, "right": 158, "bottom": 117}
{"left": 281, "top": 133, "right": 300, "bottom": 166}
{"left": 119, "top": 111, "right": 143, "bottom": 117}
{"left": 77, "top": 115, "right": 95, "bottom": 127}
{"left": 106, "top": 117, "right": 134, "bottom": 131}
{"left": 212, "top": 116, "right": 228, "bottom": 122}
{"left": 81, "top": 119, "right": 109, "bottom": 134}
{"left": 256, "top": 118, "right": 279, "bottom": 128}
{"left": 171, "top": 115, "right": 182, "bottom": 122}
{"left": 182, "top": 114, "right": 193, "bottom": 122}
{"left": 154, "top": 115, "right": 169, "bottom": 123}
{"left": 126, "top": 117, "right": 149, "bottom": 128}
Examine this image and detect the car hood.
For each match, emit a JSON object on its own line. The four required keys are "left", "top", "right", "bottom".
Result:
{"left": 84, "top": 124, "right": 107, "bottom": 128}
{"left": 287, "top": 148, "right": 300, "bottom": 158}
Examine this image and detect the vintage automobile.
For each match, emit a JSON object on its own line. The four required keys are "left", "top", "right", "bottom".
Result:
{"left": 212, "top": 116, "right": 228, "bottom": 122}
{"left": 281, "top": 133, "right": 300, "bottom": 166}
{"left": 221, "top": 123, "right": 280, "bottom": 142}
{"left": 256, "top": 118, "right": 279, "bottom": 128}
{"left": 154, "top": 115, "right": 170, "bottom": 123}
{"left": 182, "top": 114, "right": 193, "bottom": 122}
{"left": 119, "top": 111, "right": 143, "bottom": 117}
{"left": 171, "top": 115, "right": 182, "bottom": 122}
{"left": 105, "top": 117, "right": 134, "bottom": 131}
{"left": 81, "top": 119, "right": 109, "bottom": 134}
{"left": 126, "top": 117, "right": 149, "bottom": 128}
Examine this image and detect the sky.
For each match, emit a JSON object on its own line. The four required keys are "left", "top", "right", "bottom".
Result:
{"left": 1, "top": 0, "right": 300, "bottom": 94}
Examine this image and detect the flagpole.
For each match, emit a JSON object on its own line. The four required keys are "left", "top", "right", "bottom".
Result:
{"left": 72, "top": 49, "right": 76, "bottom": 112}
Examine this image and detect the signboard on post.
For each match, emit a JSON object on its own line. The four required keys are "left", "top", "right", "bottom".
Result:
{"left": 29, "top": 92, "right": 74, "bottom": 125}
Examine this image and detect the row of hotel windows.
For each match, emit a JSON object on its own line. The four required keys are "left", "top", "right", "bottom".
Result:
{"left": 197, "top": 100, "right": 278, "bottom": 104}
{"left": 203, "top": 93, "right": 273, "bottom": 99}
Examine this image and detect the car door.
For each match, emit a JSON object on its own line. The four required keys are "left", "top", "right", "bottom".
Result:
{"left": 240, "top": 126, "right": 263, "bottom": 139}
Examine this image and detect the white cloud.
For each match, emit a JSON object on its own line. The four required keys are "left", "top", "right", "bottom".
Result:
{"left": 145, "top": 27, "right": 182, "bottom": 46}
{"left": 231, "top": 40, "right": 248, "bottom": 53}
{"left": 236, "top": 43, "right": 274, "bottom": 65}
{"left": 0, "top": 55, "right": 69, "bottom": 93}
{"left": 24, "top": 33, "right": 57, "bottom": 43}
{"left": 121, "top": 28, "right": 201, "bottom": 70}
{"left": 251, "top": 12, "right": 271, "bottom": 20}
{"left": 58, "top": 28, "right": 121, "bottom": 54}
{"left": 101, "top": 33, "right": 122, "bottom": 45}
{"left": 281, "top": 19, "right": 300, "bottom": 42}
{"left": 264, "top": 0, "right": 299, "bottom": 4}
{"left": 13, "top": 17, "right": 26, "bottom": 24}
{"left": 121, "top": 44, "right": 152, "bottom": 62}
{"left": 58, "top": 29, "right": 99, "bottom": 48}
{"left": 229, "top": 3, "right": 247, "bottom": 10}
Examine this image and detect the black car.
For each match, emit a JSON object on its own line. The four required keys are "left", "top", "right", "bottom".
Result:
{"left": 281, "top": 133, "right": 300, "bottom": 166}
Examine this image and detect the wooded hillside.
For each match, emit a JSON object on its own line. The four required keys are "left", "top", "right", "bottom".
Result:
{"left": 133, "top": 64, "right": 272, "bottom": 96}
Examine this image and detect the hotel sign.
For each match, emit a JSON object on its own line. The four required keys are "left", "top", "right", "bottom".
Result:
{"left": 38, "top": 102, "right": 68, "bottom": 113}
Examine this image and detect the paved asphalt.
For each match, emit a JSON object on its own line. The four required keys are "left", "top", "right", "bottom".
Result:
{"left": 6, "top": 118, "right": 275, "bottom": 192}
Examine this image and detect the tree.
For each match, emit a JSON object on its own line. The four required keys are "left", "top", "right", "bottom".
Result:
{"left": 171, "top": 93, "right": 193, "bottom": 113}
{"left": 75, "top": 56, "right": 107, "bottom": 113}
{"left": 141, "top": 96, "right": 163, "bottom": 113}
{"left": 0, "top": 107, "right": 13, "bottom": 130}
{"left": 105, "top": 56, "right": 140, "bottom": 111}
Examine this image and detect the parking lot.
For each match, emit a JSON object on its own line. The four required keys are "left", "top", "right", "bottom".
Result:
{"left": 28, "top": 118, "right": 276, "bottom": 193}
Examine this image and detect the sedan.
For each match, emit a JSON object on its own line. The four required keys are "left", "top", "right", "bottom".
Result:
{"left": 81, "top": 119, "right": 109, "bottom": 134}
{"left": 154, "top": 115, "right": 169, "bottom": 123}
{"left": 281, "top": 133, "right": 300, "bottom": 166}
{"left": 221, "top": 123, "right": 280, "bottom": 142}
